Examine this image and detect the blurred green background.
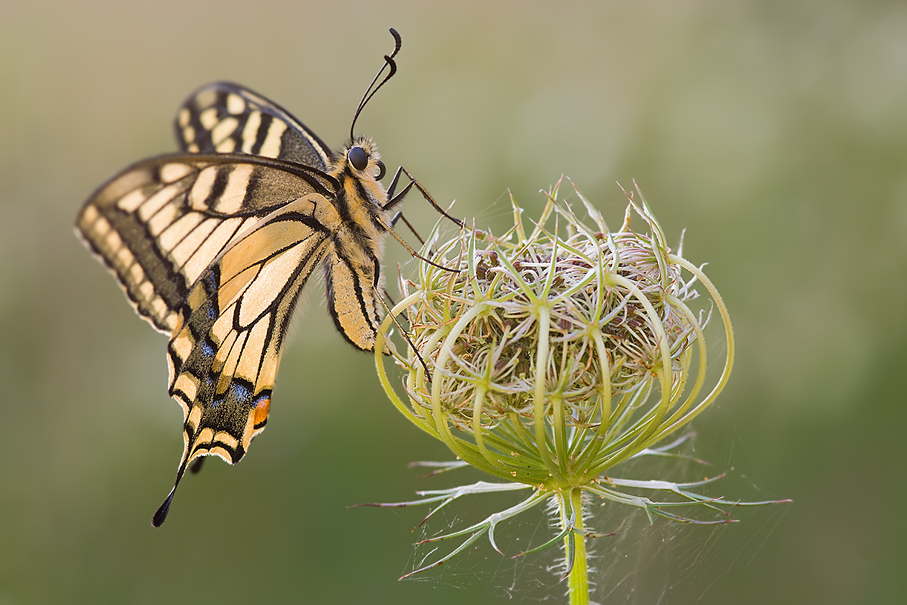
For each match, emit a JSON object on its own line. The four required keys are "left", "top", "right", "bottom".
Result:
{"left": 2, "top": 1, "right": 905, "bottom": 603}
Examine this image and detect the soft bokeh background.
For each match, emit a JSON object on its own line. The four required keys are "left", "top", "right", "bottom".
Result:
{"left": 2, "top": 1, "right": 905, "bottom": 603}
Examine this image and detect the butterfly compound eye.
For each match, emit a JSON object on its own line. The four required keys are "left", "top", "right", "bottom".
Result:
{"left": 348, "top": 146, "right": 369, "bottom": 171}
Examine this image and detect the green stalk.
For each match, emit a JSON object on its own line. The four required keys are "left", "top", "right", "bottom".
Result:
{"left": 566, "top": 488, "right": 589, "bottom": 605}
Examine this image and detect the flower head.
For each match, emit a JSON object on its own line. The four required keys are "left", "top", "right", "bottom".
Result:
{"left": 378, "top": 180, "right": 733, "bottom": 488}
{"left": 370, "top": 180, "right": 769, "bottom": 595}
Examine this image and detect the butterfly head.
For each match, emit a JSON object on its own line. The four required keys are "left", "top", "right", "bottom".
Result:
{"left": 344, "top": 136, "right": 386, "bottom": 181}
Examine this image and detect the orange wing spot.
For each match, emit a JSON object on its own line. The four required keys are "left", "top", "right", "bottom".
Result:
{"left": 253, "top": 396, "right": 271, "bottom": 426}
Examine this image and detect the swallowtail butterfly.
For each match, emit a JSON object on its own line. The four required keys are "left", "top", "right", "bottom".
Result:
{"left": 76, "top": 29, "right": 459, "bottom": 526}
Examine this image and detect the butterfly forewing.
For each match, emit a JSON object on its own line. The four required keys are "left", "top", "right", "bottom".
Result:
{"left": 176, "top": 82, "right": 333, "bottom": 171}
{"left": 77, "top": 154, "right": 337, "bottom": 332}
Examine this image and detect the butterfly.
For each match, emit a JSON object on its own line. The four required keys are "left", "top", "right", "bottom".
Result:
{"left": 76, "top": 29, "right": 460, "bottom": 526}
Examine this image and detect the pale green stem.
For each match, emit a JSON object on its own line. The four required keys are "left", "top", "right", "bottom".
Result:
{"left": 566, "top": 488, "right": 589, "bottom": 605}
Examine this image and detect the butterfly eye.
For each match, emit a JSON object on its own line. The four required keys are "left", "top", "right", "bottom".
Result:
{"left": 375, "top": 160, "right": 386, "bottom": 181}
{"left": 348, "top": 146, "right": 369, "bottom": 171}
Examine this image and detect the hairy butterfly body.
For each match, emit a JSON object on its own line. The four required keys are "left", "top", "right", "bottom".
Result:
{"left": 76, "top": 29, "right": 454, "bottom": 526}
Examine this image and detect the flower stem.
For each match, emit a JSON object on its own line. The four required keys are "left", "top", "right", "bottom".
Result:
{"left": 566, "top": 488, "right": 589, "bottom": 605}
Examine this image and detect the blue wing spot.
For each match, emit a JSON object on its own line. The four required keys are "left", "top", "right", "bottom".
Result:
{"left": 231, "top": 381, "right": 252, "bottom": 405}
{"left": 201, "top": 338, "right": 216, "bottom": 358}
{"left": 202, "top": 270, "right": 219, "bottom": 295}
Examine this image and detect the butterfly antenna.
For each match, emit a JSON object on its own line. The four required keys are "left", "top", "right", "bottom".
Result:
{"left": 350, "top": 28, "right": 403, "bottom": 141}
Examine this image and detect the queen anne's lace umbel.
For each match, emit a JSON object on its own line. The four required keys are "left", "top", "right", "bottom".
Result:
{"left": 381, "top": 182, "right": 732, "bottom": 487}
{"left": 371, "top": 182, "right": 778, "bottom": 597}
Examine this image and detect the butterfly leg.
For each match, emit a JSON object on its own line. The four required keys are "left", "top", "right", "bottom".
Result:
{"left": 376, "top": 167, "right": 461, "bottom": 275}
{"left": 383, "top": 167, "right": 464, "bottom": 228}
{"left": 378, "top": 169, "right": 456, "bottom": 378}
{"left": 386, "top": 165, "right": 404, "bottom": 199}
{"left": 386, "top": 166, "right": 428, "bottom": 244}
{"left": 390, "top": 211, "right": 425, "bottom": 245}
{"left": 375, "top": 286, "right": 434, "bottom": 381}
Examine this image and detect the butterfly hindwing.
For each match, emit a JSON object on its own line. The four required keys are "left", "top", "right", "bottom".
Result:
{"left": 76, "top": 154, "right": 338, "bottom": 333}
{"left": 175, "top": 82, "right": 334, "bottom": 172}
{"left": 152, "top": 196, "right": 340, "bottom": 525}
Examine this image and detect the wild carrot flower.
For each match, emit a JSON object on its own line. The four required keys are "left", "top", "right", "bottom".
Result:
{"left": 372, "top": 180, "right": 777, "bottom": 604}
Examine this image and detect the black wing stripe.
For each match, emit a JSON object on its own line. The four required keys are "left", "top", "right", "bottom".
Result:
{"left": 249, "top": 113, "right": 274, "bottom": 156}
